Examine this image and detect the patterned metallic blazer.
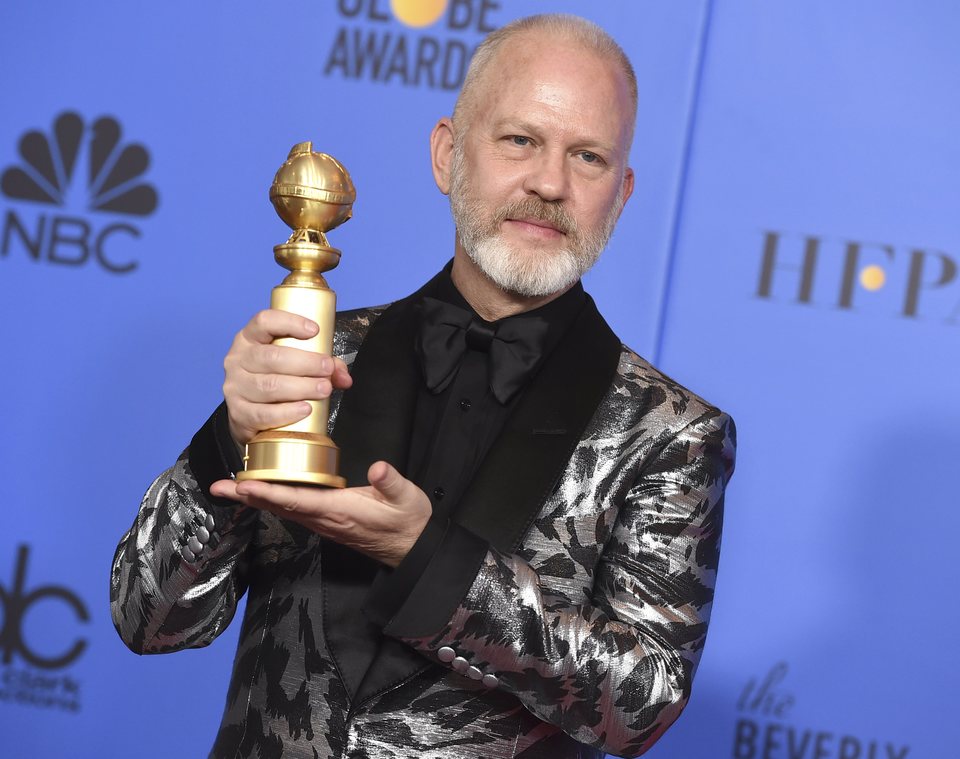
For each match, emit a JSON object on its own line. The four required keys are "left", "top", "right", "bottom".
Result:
{"left": 111, "top": 283, "right": 736, "bottom": 759}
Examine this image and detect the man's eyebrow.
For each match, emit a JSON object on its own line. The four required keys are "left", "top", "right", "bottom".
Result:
{"left": 490, "top": 119, "right": 617, "bottom": 153}
{"left": 491, "top": 118, "right": 542, "bottom": 136}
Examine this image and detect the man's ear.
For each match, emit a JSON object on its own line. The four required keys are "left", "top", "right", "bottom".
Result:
{"left": 617, "top": 167, "right": 635, "bottom": 219}
{"left": 430, "top": 117, "right": 455, "bottom": 195}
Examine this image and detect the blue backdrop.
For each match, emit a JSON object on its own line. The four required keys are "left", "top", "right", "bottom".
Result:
{"left": 1, "top": 1, "right": 957, "bottom": 757}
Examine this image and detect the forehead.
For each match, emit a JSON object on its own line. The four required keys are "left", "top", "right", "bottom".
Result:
{"left": 471, "top": 32, "right": 634, "bottom": 148}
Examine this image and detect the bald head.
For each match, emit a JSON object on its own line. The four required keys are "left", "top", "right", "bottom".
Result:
{"left": 453, "top": 14, "right": 638, "bottom": 149}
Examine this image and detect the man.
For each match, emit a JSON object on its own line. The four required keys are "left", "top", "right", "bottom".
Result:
{"left": 111, "top": 13, "right": 735, "bottom": 759}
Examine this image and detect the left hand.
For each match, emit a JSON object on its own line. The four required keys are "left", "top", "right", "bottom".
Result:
{"left": 210, "top": 461, "right": 431, "bottom": 568}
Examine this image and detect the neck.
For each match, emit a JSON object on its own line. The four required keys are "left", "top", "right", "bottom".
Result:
{"left": 450, "top": 247, "right": 573, "bottom": 321}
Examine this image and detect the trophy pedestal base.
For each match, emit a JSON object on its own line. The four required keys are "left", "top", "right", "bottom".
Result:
{"left": 237, "top": 432, "right": 346, "bottom": 488}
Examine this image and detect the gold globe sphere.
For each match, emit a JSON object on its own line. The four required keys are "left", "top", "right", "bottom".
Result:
{"left": 270, "top": 142, "right": 355, "bottom": 233}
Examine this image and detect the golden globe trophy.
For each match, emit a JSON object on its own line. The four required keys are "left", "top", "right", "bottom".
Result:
{"left": 236, "top": 142, "right": 355, "bottom": 488}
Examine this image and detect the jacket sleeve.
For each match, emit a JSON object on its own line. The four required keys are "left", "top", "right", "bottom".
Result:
{"left": 110, "top": 312, "right": 369, "bottom": 657}
{"left": 109, "top": 406, "right": 259, "bottom": 655}
{"left": 381, "top": 409, "right": 736, "bottom": 758}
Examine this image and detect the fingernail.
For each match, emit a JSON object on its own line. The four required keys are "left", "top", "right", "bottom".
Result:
{"left": 317, "top": 380, "right": 331, "bottom": 396}
{"left": 303, "top": 318, "right": 318, "bottom": 334}
{"left": 320, "top": 357, "right": 332, "bottom": 373}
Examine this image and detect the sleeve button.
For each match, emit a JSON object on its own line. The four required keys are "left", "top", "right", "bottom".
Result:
{"left": 187, "top": 537, "right": 203, "bottom": 554}
{"left": 481, "top": 674, "right": 499, "bottom": 689}
{"left": 437, "top": 646, "right": 456, "bottom": 663}
{"left": 451, "top": 656, "right": 469, "bottom": 673}
{"left": 466, "top": 666, "right": 483, "bottom": 680}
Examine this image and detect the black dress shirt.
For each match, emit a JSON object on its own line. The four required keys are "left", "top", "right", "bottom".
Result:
{"left": 365, "top": 266, "right": 586, "bottom": 625}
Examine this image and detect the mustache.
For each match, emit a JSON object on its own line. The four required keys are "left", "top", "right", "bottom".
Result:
{"left": 492, "top": 197, "right": 576, "bottom": 236}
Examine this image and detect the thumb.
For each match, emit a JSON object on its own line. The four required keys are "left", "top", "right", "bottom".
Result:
{"left": 367, "top": 461, "right": 413, "bottom": 504}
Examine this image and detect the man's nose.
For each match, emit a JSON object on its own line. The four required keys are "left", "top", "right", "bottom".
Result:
{"left": 522, "top": 149, "right": 569, "bottom": 202}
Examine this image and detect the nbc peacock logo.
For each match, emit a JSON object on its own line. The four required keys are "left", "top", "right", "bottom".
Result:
{"left": 1, "top": 111, "right": 158, "bottom": 274}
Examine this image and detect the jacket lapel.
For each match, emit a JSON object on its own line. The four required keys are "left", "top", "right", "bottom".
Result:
{"left": 332, "top": 304, "right": 421, "bottom": 485}
{"left": 455, "top": 295, "right": 622, "bottom": 552}
{"left": 322, "top": 285, "right": 622, "bottom": 708}
{"left": 321, "top": 286, "right": 423, "bottom": 704}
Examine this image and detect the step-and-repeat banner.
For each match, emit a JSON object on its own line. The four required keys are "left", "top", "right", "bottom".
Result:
{"left": 1, "top": 1, "right": 956, "bottom": 756}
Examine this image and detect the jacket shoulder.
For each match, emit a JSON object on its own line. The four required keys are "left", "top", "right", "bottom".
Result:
{"left": 614, "top": 343, "right": 733, "bottom": 433}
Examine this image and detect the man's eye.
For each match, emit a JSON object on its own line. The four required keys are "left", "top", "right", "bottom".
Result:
{"left": 580, "top": 151, "right": 600, "bottom": 164}
{"left": 511, "top": 135, "right": 530, "bottom": 146}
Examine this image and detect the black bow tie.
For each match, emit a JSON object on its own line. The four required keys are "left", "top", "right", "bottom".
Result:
{"left": 415, "top": 297, "right": 550, "bottom": 404}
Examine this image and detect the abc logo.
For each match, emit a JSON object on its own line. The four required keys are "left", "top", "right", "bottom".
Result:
{"left": 0, "top": 545, "right": 89, "bottom": 670}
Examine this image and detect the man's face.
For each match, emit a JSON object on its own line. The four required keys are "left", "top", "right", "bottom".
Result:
{"left": 447, "top": 33, "right": 635, "bottom": 298}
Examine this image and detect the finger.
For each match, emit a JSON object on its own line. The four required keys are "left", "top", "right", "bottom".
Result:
{"left": 230, "top": 399, "right": 312, "bottom": 434}
{"left": 331, "top": 357, "right": 354, "bottom": 389}
{"left": 367, "top": 461, "right": 415, "bottom": 504}
{"left": 232, "top": 481, "right": 362, "bottom": 539}
{"left": 235, "top": 368, "right": 333, "bottom": 403}
{"left": 243, "top": 344, "right": 337, "bottom": 378}
{"left": 243, "top": 309, "right": 319, "bottom": 345}
{"left": 234, "top": 480, "right": 320, "bottom": 514}
{"left": 209, "top": 479, "right": 240, "bottom": 500}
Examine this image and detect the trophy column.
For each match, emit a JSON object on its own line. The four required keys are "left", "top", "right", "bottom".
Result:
{"left": 236, "top": 142, "right": 355, "bottom": 488}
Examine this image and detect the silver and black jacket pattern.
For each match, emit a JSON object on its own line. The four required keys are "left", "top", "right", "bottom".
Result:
{"left": 111, "top": 304, "right": 736, "bottom": 759}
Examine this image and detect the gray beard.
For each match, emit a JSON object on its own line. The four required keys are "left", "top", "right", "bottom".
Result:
{"left": 462, "top": 233, "right": 587, "bottom": 298}
{"left": 448, "top": 144, "right": 623, "bottom": 298}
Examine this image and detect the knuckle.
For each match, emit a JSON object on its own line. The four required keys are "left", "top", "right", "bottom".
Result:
{"left": 252, "top": 310, "right": 272, "bottom": 331}
{"left": 264, "top": 344, "right": 283, "bottom": 366}
{"left": 323, "top": 503, "right": 353, "bottom": 531}
{"left": 255, "top": 373, "right": 280, "bottom": 396}
{"left": 223, "top": 352, "right": 240, "bottom": 376}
